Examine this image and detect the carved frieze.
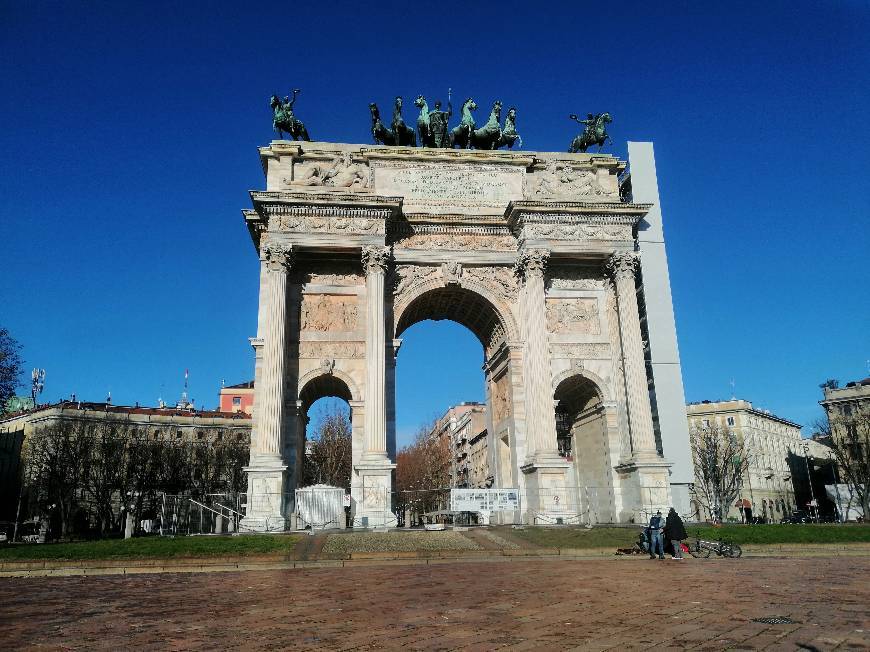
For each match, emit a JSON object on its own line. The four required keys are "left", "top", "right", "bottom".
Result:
{"left": 300, "top": 294, "right": 359, "bottom": 332}
{"left": 393, "top": 232, "right": 516, "bottom": 251}
{"left": 528, "top": 161, "right": 614, "bottom": 199}
{"left": 293, "top": 263, "right": 362, "bottom": 286}
{"left": 520, "top": 221, "right": 632, "bottom": 241}
{"left": 550, "top": 343, "right": 611, "bottom": 359}
{"left": 274, "top": 213, "right": 385, "bottom": 235}
{"left": 546, "top": 298, "right": 601, "bottom": 334}
{"left": 289, "top": 341, "right": 365, "bottom": 359}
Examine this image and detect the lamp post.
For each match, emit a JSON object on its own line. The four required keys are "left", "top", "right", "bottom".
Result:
{"left": 802, "top": 442, "right": 817, "bottom": 522}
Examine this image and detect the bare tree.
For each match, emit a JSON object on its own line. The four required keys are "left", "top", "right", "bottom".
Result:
{"left": 690, "top": 424, "right": 750, "bottom": 522}
{"left": 820, "top": 412, "right": 870, "bottom": 519}
{"left": 22, "top": 420, "right": 93, "bottom": 538}
{"left": 82, "top": 423, "right": 127, "bottom": 534}
{"left": 395, "top": 421, "right": 451, "bottom": 518}
{"left": 0, "top": 327, "right": 24, "bottom": 413}
{"left": 303, "top": 407, "right": 352, "bottom": 488}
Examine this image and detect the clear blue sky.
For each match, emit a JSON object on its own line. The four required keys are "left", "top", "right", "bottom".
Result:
{"left": 2, "top": 2, "right": 868, "bottom": 447}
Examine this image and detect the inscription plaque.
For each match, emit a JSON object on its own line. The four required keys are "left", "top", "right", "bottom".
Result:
{"left": 374, "top": 163, "right": 524, "bottom": 211}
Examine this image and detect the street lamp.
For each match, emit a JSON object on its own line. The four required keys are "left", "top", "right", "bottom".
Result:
{"left": 802, "top": 442, "right": 818, "bottom": 522}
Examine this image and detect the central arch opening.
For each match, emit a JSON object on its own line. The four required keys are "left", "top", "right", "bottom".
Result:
{"left": 391, "top": 284, "right": 514, "bottom": 525}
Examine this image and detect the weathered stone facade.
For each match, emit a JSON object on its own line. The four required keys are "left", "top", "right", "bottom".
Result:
{"left": 241, "top": 141, "right": 682, "bottom": 528}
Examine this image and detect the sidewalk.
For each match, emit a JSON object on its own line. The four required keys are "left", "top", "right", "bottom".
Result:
{"left": 3, "top": 528, "right": 870, "bottom": 578}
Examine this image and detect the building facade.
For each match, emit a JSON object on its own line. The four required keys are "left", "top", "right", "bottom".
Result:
{"left": 686, "top": 399, "right": 823, "bottom": 521}
{"left": 428, "top": 403, "right": 488, "bottom": 489}
{"left": 219, "top": 381, "right": 255, "bottom": 415}
{"left": 241, "top": 139, "right": 690, "bottom": 528}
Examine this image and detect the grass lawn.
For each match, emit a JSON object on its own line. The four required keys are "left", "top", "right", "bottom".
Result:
{"left": 511, "top": 524, "right": 870, "bottom": 549}
{"left": 0, "top": 534, "right": 301, "bottom": 562}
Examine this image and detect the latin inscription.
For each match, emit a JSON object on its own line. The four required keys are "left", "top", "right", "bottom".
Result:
{"left": 374, "top": 164, "right": 523, "bottom": 204}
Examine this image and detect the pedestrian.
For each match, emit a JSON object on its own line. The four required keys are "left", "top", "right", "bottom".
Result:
{"left": 647, "top": 510, "right": 665, "bottom": 559}
{"left": 664, "top": 507, "right": 687, "bottom": 560}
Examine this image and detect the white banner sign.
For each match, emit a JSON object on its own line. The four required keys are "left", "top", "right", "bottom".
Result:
{"left": 450, "top": 488, "right": 520, "bottom": 513}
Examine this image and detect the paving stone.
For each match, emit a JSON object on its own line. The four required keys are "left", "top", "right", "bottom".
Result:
{"left": 1, "top": 557, "right": 869, "bottom": 650}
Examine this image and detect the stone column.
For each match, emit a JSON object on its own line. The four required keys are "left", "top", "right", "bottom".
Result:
{"left": 242, "top": 242, "right": 293, "bottom": 531}
{"left": 515, "top": 249, "right": 560, "bottom": 463}
{"left": 606, "top": 252, "right": 658, "bottom": 460}
{"left": 515, "top": 249, "right": 569, "bottom": 524}
{"left": 256, "top": 243, "right": 293, "bottom": 460}
{"left": 355, "top": 245, "right": 395, "bottom": 528}
{"left": 361, "top": 245, "right": 390, "bottom": 462}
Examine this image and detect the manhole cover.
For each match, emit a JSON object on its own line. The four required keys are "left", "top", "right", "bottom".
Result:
{"left": 752, "top": 616, "right": 799, "bottom": 625}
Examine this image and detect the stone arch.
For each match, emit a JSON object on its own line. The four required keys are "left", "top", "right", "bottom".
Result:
{"left": 393, "top": 277, "right": 519, "bottom": 351}
{"left": 552, "top": 367, "right": 612, "bottom": 404}
{"left": 297, "top": 370, "right": 360, "bottom": 413}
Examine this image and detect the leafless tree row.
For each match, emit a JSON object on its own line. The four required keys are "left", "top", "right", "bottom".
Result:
{"left": 816, "top": 412, "right": 870, "bottom": 519}
{"left": 20, "top": 420, "right": 249, "bottom": 538}
{"left": 394, "top": 421, "right": 451, "bottom": 518}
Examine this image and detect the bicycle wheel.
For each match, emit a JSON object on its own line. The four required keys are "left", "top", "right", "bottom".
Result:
{"left": 689, "top": 540, "right": 711, "bottom": 558}
{"left": 727, "top": 543, "right": 743, "bottom": 558}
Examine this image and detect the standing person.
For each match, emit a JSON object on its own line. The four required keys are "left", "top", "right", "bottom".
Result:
{"left": 647, "top": 510, "right": 665, "bottom": 559}
{"left": 665, "top": 507, "right": 688, "bottom": 560}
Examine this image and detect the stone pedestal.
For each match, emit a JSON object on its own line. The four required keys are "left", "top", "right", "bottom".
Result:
{"left": 242, "top": 464, "right": 290, "bottom": 531}
{"left": 353, "top": 462, "right": 395, "bottom": 528}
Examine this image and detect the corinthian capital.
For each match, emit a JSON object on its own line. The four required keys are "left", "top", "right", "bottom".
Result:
{"left": 605, "top": 251, "right": 638, "bottom": 280}
{"left": 361, "top": 245, "right": 391, "bottom": 276}
{"left": 514, "top": 248, "right": 550, "bottom": 282}
{"left": 261, "top": 242, "right": 294, "bottom": 271}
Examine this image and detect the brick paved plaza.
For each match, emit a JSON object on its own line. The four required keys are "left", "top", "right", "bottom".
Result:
{"left": 1, "top": 557, "right": 869, "bottom": 650}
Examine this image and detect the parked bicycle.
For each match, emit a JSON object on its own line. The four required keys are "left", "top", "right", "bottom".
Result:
{"left": 688, "top": 535, "right": 742, "bottom": 559}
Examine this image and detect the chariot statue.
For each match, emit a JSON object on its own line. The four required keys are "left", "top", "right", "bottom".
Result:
{"left": 414, "top": 92, "right": 453, "bottom": 148}
{"left": 369, "top": 102, "right": 397, "bottom": 145}
{"left": 270, "top": 89, "right": 310, "bottom": 141}
{"left": 569, "top": 112, "right": 612, "bottom": 153}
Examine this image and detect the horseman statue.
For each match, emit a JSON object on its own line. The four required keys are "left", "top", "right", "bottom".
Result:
{"left": 270, "top": 89, "right": 311, "bottom": 141}
{"left": 568, "top": 112, "right": 612, "bottom": 153}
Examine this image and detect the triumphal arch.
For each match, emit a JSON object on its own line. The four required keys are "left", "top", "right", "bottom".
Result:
{"left": 240, "top": 140, "right": 689, "bottom": 529}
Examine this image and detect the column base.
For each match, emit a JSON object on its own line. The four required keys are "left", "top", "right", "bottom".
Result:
{"left": 616, "top": 456, "right": 673, "bottom": 524}
{"left": 352, "top": 459, "right": 396, "bottom": 529}
{"left": 241, "top": 461, "right": 290, "bottom": 532}
{"left": 521, "top": 455, "right": 575, "bottom": 525}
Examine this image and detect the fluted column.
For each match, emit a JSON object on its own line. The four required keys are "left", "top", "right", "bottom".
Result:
{"left": 515, "top": 249, "right": 560, "bottom": 464}
{"left": 606, "top": 252, "right": 658, "bottom": 458}
{"left": 256, "top": 242, "right": 293, "bottom": 460}
{"left": 361, "top": 245, "right": 390, "bottom": 462}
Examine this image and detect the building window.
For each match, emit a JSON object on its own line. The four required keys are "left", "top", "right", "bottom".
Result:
{"left": 237, "top": 433, "right": 245, "bottom": 441}
{"left": 197, "top": 431, "right": 205, "bottom": 440}
{"left": 727, "top": 416, "right": 735, "bottom": 427}
{"left": 176, "top": 430, "right": 183, "bottom": 439}
{"left": 702, "top": 419, "right": 710, "bottom": 428}
{"left": 233, "top": 396, "right": 241, "bottom": 407}
{"left": 217, "top": 431, "right": 224, "bottom": 441}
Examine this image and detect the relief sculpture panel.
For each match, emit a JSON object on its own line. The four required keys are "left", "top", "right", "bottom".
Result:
{"left": 546, "top": 298, "right": 601, "bottom": 335}
{"left": 300, "top": 294, "right": 359, "bottom": 332}
{"left": 491, "top": 373, "right": 512, "bottom": 423}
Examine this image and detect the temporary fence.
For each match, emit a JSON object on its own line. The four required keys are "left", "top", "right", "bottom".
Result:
{"left": 158, "top": 484, "right": 672, "bottom": 534}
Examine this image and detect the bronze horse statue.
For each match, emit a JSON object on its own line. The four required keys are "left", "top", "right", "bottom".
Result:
{"left": 270, "top": 90, "right": 310, "bottom": 141}
{"left": 569, "top": 112, "right": 612, "bottom": 153}
{"left": 391, "top": 96, "right": 417, "bottom": 146}
{"left": 370, "top": 103, "right": 397, "bottom": 145}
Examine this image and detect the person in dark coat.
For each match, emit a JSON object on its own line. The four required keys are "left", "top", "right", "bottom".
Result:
{"left": 664, "top": 507, "right": 688, "bottom": 560}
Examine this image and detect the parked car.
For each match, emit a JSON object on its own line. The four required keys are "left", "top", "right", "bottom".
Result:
{"left": 781, "top": 510, "right": 810, "bottom": 524}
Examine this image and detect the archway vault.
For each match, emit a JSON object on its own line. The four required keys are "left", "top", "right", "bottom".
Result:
{"left": 393, "top": 279, "right": 518, "bottom": 353}
{"left": 298, "top": 371, "right": 359, "bottom": 414}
